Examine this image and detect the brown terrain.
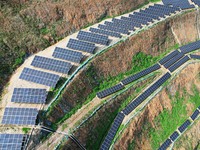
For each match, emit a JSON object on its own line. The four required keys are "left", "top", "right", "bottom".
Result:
{"left": 113, "top": 62, "right": 200, "bottom": 150}
{"left": 1, "top": 1, "right": 200, "bottom": 150}
{"left": 0, "top": 0, "right": 149, "bottom": 95}
{"left": 46, "top": 10, "right": 199, "bottom": 123}
{"left": 40, "top": 9, "right": 200, "bottom": 150}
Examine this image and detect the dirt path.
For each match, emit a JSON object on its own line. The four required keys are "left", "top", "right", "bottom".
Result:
{"left": 36, "top": 96, "right": 104, "bottom": 150}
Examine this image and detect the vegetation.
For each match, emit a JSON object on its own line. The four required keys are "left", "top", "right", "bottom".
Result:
{"left": 149, "top": 85, "right": 200, "bottom": 149}
{"left": 149, "top": 0, "right": 161, "bottom": 3}
{"left": 46, "top": 43, "right": 179, "bottom": 130}
{"left": 22, "top": 127, "right": 31, "bottom": 134}
{"left": 84, "top": 75, "right": 156, "bottom": 150}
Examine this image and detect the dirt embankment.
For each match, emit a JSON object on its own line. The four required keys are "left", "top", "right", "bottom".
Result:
{"left": 0, "top": 0, "right": 148, "bottom": 95}
{"left": 46, "top": 10, "right": 200, "bottom": 123}
{"left": 62, "top": 75, "right": 157, "bottom": 150}
{"left": 113, "top": 63, "right": 200, "bottom": 150}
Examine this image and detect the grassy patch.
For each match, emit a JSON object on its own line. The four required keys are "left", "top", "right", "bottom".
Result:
{"left": 149, "top": 0, "right": 161, "bottom": 3}
{"left": 149, "top": 85, "right": 200, "bottom": 149}
{"left": 46, "top": 43, "right": 179, "bottom": 129}
{"left": 22, "top": 127, "right": 31, "bottom": 134}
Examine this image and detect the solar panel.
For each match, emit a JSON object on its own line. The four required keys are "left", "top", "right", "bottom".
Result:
{"left": 141, "top": 8, "right": 166, "bottom": 18}
{"left": 129, "top": 12, "right": 154, "bottom": 22}
{"left": 97, "top": 84, "right": 124, "bottom": 99}
{"left": 123, "top": 72, "right": 171, "bottom": 115}
{"left": 31, "top": 56, "right": 72, "bottom": 74}
{"left": 121, "top": 16, "right": 150, "bottom": 25}
{"left": 104, "top": 21, "right": 136, "bottom": 31}
{"left": 19, "top": 68, "right": 60, "bottom": 88}
{"left": 168, "top": 55, "right": 190, "bottom": 72}
{"left": 178, "top": 120, "right": 191, "bottom": 133}
{"left": 52, "top": 47, "right": 83, "bottom": 63}
{"left": 98, "top": 24, "right": 130, "bottom": 35}
{"left": 11, "top": 88, "right": 47, "bottom": 104}
{"left": 112, "top": 18, "right": 142, "bottom": 28}
{"left": 146, "top": 7, "right": 171, "bottom": 16}
{"left": 121, "top": 64, "right": 161, "bottom": 85}
{"left": 162, "top": 0, "right": 194, "bottom": 9}
{"left": 163, "top": 52, "right": 184, "bottom": 68}
{"left": 89, "top": 27, "right": 122, "bottom": 38}
{"left": 77, "top": 31, "right": 109, "bottom": 45}
{"left": 170, "top": 131, "right": 179, "bottom": 141}
{"left": 190, "top": 109, "right": 200, "bottom": 120}
{"left": 158, "top": 139, "right": 172, "bottom": 150}
{"left": 180, "top": 40, "right": 200, "bottom": 54}
{"left": 1, "top": 107, "right": 38, "bottom": 125}
{"left": 190, "top": 54, "right": 200, "bottom": 60}
{"left": 67, "top": 39, "right": 96, "bottom": 54}
{"left": 192, "top": 0, "right": 200, "bottom": 6}
{"left": 100, "top": 112, "right": 125, "bottom": 150}
{"left": 153, "top": 4, "right": 181, "bottom": 11}
{"left": 139, "top": 9, "right": 163, "bottom": 19}
{"left": 159, "top": 50, "right": 180, "bottom": 65}
{"left": 0, "top": 134, "right": 27, "bottom": 150}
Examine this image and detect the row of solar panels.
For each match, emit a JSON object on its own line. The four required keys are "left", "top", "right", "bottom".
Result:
{"left": 16, "top": 3, "right": 183, "bottom": 88}
{"left": 159, "top": 106, "right": 200, "bottom": 150}
{"left": 162, "top": 0, "right": 195, "bottom": 9}
{"left": 0, "top": 134, "right": 28, "bottom": 150}
{"left": 95, "top": 4, "right": 180, "bottom": 36}
{"left": 159, "top": 40, "right": 200, "bottom": 71}
{"left": 100, "top": 73, "right": 171, "bottom": 150}
{"left": 97, "top": 64, "right": 161, "bottom": 99}
{"left": 97, "top": 41, "right": 200, "bottom": 100}
{"left": 192, "top": 0, "right": 200, "bottom": 6}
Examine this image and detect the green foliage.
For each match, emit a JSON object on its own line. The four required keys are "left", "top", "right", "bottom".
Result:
{"left": 149, "top": 85, "right": 200, "bottom": 149}
{"left": 149, "top": 0, "right": 161, "bottom": 3}
{"left": 22, "top": 127, "right": 31, "bottom": 134}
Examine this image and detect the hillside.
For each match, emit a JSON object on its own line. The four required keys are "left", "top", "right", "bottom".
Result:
{"left": 0, "top": 0, "right": 148, "bottom": 95}
{"left": 0, "top": 0, "right": 200, "bottom": 150}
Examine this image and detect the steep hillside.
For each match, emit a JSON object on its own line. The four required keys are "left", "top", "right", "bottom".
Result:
{"left": 0, "top": 0, "right": 148, "bottom": 96}
{"left": 46, "top": 10, "right": 198, "bottom": 124}
{"left": 113, "top": 62, "right": 200, "bottom": 150}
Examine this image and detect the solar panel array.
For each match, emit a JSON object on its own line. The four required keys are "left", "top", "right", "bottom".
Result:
{"left": 0, "top": 134, "right": 27, "bottom": 150}
{"left": 192, "top": 0, "right": 200, "bottom": 6}
{"left": 77, "top": 31, "right": 109, "bottom": 45}
{"left": 121, "top": 64, "right": 161, "bottom": 85}
{"left": 11, "top": 88, "right": 47, "bottom": 104}
{"left": 162, "top": 0, "right": 195, "bottom": 9}
{"left": 159, "top": 50, "right": 180, "bottom": 65}
{"left": 121, "top": 16, "right": 150, "bottom": 25}
{"left": 180, "top": 40, "right": 200, "bottom": 54}
{"left": 97, "top": 84, "right": 124, "bottom": 99}
{"left": 31, "top": 56, "right": 72, "bottom": 74}
{"left": 163, "top": 52, "right": 184, "bottom": 68}
{"left": 158, "top": 139, "right": 172, "bottom": 150}
{"left": 19, "top": 68, "right": 60, "bottom": 88}
{"left": 123, "top": 72, "right": 171, "bottom": 115}
{"left": 178, "top": 119, "right": 191, "bottom": 133}
{"left": 100, "top": 112, "right": 125, "bottom": 150}
{"left": 96, "top": 4, "right": 181, "bottom": 38}
{"left": 104, "top": 21, "right": 135, "bottom": 31}
{"left": 170, "top": 131, "right": 179, "bottom": 141}
{"left": 1, "top": 107, "right": 38, "bottom": 125}
{"left": 98, "top": 24, "right": 130, "bottom": 35}
{"left": 168, "top": 55, "right": 190, "bottom": 72}
{"left": 190, "top": 109, "right": 200, "bottom": 120}
{"left": 67, "top": 39, "right": 96, "bottom": 54}
{"left": 89, "top": 27, "right": 122, "bottom": 38}
{"left": 112, "top": 18, "right": 142, "bottom": 28}
{"left": 52, "top": 47, "right": 83, "bottom": 63}
{"left": 190, "top": 54, "right": 200, "bottom": 60}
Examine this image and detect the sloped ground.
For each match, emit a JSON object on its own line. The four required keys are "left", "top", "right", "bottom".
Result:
{"left": 0, "top": 0, "right": 149, "bottom": 96}
{"left": 114, "top": 61, "right": 200, "bottom": 150}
